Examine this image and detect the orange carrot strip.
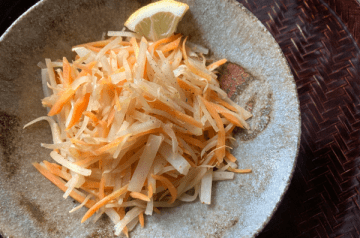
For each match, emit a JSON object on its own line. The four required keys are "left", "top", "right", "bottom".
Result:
{"left": 62, "top": 57, "right": 73, "bottom": 87}
{"left": 176, "top": 77, "right": 202, "bottom": 95}
{"left": 99, "top": 176, "right": 106, "bottom": 199}
{"left": 74, "top": 61, "right": 97, "bottom": 75}
{"left": 159, "top": 37, "right": 182, "bottom": 53}
{"left": 147, "top": 98, "right": 202, "bottom": 128}
{"left": 32, "top": 163, "right": 95, "bottom": 208}
{"left": 73, "top": 37, "right": 116, "bottom": 48}
{"left": 48, "top": 88, "right": 75, "bottom": 116}
{"left": 199, "top": 96, "right": 225, "bottom": 162}
{"left": 82, "top": 180, "right": 100, "bottom": 189}
{"left": 83, "top": 111, "right": 99, "bottom": 124}
{"left": 127, "top": 128, "right": 163, "bottom": 142}
{"left": 151, "top": 174, "right": 177, "bottom": 204}
{"left": 113, "top": 66, "right": 125, "bottom": 75}
{"left": 84, "top": 45, "right": 102, "bottom": 53}
{"left": 148, "top": 184, "right": 153, "bottom": 199}
{"left": 139, "top": 212, "right": 145, "bottom": 228}
{"left": 94, "top": 135, "right": 127, "bottom": 155}
{"left": 85, "top": 44, "right": 133, "bottom": 55}
{"left": 76, "top": 156, "right": 103, "bottom": 168}
{"left": 175, "top": 132, "right": 204, "bottom": 149}
{"left": 86, "top": 38, "right": 116, "bottom": 47}
{"left": 225, "top": 151, "right": 237, "bottom": 163}
{"left": 129, "top": 192, "right": 150, "bottom": 202}
{"left": 206, "top": 58, "right": 227, "bottom": 71}
{"left": 66, "top": 93, "right": 91, "bottom": 130}
{"left": 227, "top": 167, "right": 252, "bottom": 173}
{"left": 153, "top": 207, "right": 161, "bottom": 214}
{"left": 70, "top": 138, "right": 88, "bottom": 146}
{"left": 188, "top": 60, "right": 212, "bottom": 81}
{"left": 43, "top": 161, "right": 70, "bottom": 181}
{"left": 81, "top": 184, "right": 129, "bottom": 223}
{"left": 182, "top": 37, "right": 212, "bottom": 81}
{"left": 209, "top": 102, "right": 244, "bottom": 128}
{"left": 148, "top": 33, "right": 182, "bottom": 54}
{"left": 43, "top": 160, "right": 62, "bottom": 170}
{"left": 211, "top": 92, "right": 237, "bottom": 112}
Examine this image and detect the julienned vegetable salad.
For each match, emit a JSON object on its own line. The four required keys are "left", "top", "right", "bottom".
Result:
{"left": 24, "top": 1, "right": 252, "bottom": 237}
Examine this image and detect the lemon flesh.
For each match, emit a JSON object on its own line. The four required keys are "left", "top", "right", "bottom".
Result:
{"left": 125, "top": 0, "right": 189, "bottom": 41}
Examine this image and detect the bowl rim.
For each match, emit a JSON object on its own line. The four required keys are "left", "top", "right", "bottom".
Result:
{"left": 0, "top": 0, "right": 45, "bottom": 42}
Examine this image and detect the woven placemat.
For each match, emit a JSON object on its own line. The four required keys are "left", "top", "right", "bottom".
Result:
{"left": 235, "top": 0, "right": 360, "bottom": 237}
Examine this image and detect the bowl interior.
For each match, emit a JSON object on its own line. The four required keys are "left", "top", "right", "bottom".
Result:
{"left": 0, "top": 0, "right": 300, "bottom": 237}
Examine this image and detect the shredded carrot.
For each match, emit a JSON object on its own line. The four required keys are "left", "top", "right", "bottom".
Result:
{"left": 225, "top": 151, "right": 237, "bottom": 163}
{"left": 151, "top": 174, "right": 177, "bottom": 204}
{"left": 211, "top": 92, "right": 238, "bottom": 112}
{"left": 82, "top": 180, "right": 101, "bottom": 189}
{"left": 147, "top": 98, "right": 202, "bottom": 128}
{"left": 182, "top": 37, "right": 212, "bottom": 81}
{"left": 130, "top": 192, "right": 150, "bottom": 202}
{"left": 62, "top": 57, "right": 73, "bottom": 87}
{"left": 99, "top": 176, "right": 106, "bottom": 199}
{"left": 73, "top": 37, "right": 116, "bottom": 48}
{"left": 48, "top": 88, "right": 75, "bottom": 116}
{"left": 32, "top": 163, "right": 95, "bottom": 208}
{"left": 208, "top": 102, "right": 244, "bottom": 128}
{"left": 81, "top": 184, "right": 129, "bottom": 223}
{"left": 175, "top": 132, "right": 205, "bottom": 149}
{"left": 148, "top": 33, "right": 181, "bottom": 55}
{"left": 148, "top": 184, "right": 153, "bottom": 199}
{"left": 43, "top": 161, "right": 70, "bottom": 180}
{"left": 74, "top": 61, "right": 97, "bottom": 75}
{"left": 94, "top": 136, "right": 125, "bottom": 155}
{"left": 159, "top": 37, "right": 182, "bottom": 53}
{"left": 177, "top": 77, "right": 202, "bottom": 95}
{"left": 199, "top": 96, "right": 225, "bottom": 162}
{"left": 83, "top": 111, "right": 99, "bottom": 124}
{"left": 153, "top": 207, "right": 161, "bottom": 214}
{"left": 227, "top": 167, "right": 252, "bottom": 173}
{"left": 206, "top": 58, "right": 227, "bottom": 71}
{"left": 139, "top": 212, "right": 145, "bottom": 228}
{"left": 66, "top": 93, "right": 91, "bottom": 130}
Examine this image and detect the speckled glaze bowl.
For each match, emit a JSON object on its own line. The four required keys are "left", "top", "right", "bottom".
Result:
{"left": 0, "top": 0, "right": 300, "bottom": 237}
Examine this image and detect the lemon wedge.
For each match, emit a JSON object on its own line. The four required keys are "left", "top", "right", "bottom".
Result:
{"left": 125, "top": 0, "right": 189, "bottom": 41}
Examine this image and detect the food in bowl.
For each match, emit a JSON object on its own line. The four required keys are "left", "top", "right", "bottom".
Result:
{"left": 24, "top": 0, "right": 252, "bottom": 236}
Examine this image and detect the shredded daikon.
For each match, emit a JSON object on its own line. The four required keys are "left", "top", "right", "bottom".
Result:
{"left": 26, "top": 26, "right": 253, "bottom": 237}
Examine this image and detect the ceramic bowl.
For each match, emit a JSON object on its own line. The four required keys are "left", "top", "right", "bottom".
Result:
{"left": 0, "top": 0, "right": 300, "bottom": 237}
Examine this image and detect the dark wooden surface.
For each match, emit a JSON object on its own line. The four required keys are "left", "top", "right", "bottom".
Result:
{"left": 1, "top": 0, "right": 360, "bottom": 237}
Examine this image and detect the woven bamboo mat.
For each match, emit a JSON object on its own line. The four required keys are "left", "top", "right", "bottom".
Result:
{"left": 235, "top": 0, "right": 360, "bottom": 237}
{"left": 1, "top": 0, "right": 360, "bottom": 237}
